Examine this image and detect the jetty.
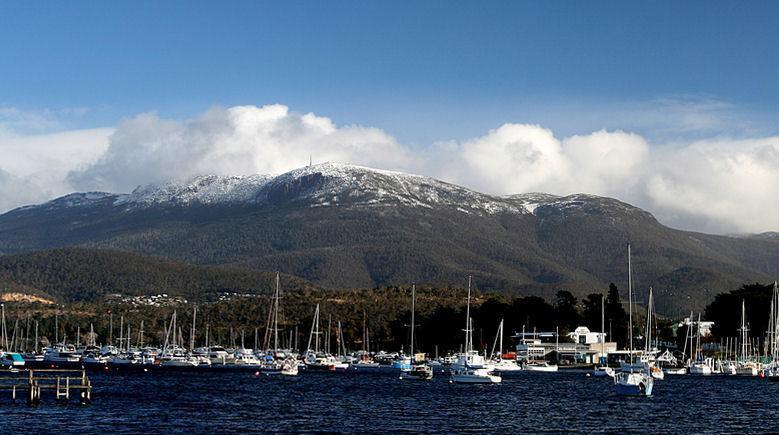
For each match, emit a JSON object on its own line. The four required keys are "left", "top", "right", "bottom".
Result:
{"left": 0, "top": 368, "right": 92, "bottom": 405}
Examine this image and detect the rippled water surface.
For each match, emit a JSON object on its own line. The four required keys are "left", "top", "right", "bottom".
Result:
{"left": 1, "top": 369, "right": 777, "bottom": 432}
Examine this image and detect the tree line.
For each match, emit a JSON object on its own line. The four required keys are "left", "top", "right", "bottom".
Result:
{"left": 1, "top": 283, "right": 644, "bottom": 354}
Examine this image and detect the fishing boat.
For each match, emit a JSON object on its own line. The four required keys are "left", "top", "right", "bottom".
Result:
{"left": 450, "top": 276, "right": 501, "bottom": 384}
{"left": 400, "top": 284, "right": 433, "bottom": 380}
{"left": 613, "top": 244, "right": 653, "bottom": 396}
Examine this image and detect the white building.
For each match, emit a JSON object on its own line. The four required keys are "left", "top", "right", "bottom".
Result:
{"left": 568, "top": 326, "right": 606, "bottom": 345}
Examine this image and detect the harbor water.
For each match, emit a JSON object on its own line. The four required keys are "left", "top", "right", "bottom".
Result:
{"left": 0, "top": 369, "right": 776, "bottom": 432}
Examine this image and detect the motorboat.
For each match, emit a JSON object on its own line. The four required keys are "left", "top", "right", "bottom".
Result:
{"left": 663, "top": 367, "right": 687, "bottom": 375}
{"left": 43, "top": 344, "right": 81, "bottom": 364}
{"left": 233, "top": 348, "right": 261, "bottom": 366}
{"left": 649, "top": 365, "right": 664, "bottom": 380}
{"left": 451, "top": 367, "right": 502, "bottom": 384}
{"left": 400, "top": 363, "right": 434, "bottom": 380}
{"left": 0, "top": 352, "right": 25, "bottom": 368}
{"left": 689, "top": 362, "right": 712, "bottom": 375}
{"left": 524, "top": 361, "right": 559, "bottom": 372}
{"left": 491, "top": 358, "right": 522, "bottom": 372}
{"left": 614, "top": 370, "right": 654, "bottom": 396}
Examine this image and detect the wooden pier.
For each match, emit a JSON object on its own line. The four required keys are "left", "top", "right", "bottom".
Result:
{"left": 0, "top": 369, "right": 92, "bottom": 405}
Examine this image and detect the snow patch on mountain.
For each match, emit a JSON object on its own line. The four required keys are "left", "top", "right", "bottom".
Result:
{"left": 115, "top": 174, "right": 272, "bottom": 206}
{"left": 25, "top": 162, "right": 633, "bottom": 218}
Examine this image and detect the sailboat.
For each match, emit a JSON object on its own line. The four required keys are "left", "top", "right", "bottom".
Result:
{"left": 450, "top": 276, "right": 501, "bottom": 384}
{"left": 400, "top": 284, "right": 433, "bottom": 380}
{"left": 304, "top": 304, "right": 338, "bottom": 371}
{"left": 735, "top": 300, "right": 759, "bottom": 376}
{"left": 0, "top": 303, "right": 24, "bottom": 368}
{"left": 489, "top": 319, "right": 522, "bottom": 372}
{"left": 614, "top": 243, "right": 654, "bottom": 396}
{"left": 644, "top": 287, "right": 664, "bottom": 380}
{"left": 261, "top": 273, "right": 299, "bottom": 375}
{"left": 765, "top": 282, "right": 779, "bottom": 380}
{"left": 688, "top": 313, "right": 712, "bottom": 375}
{"left": 592, "top": 294, "right": 614, "bottom": 378}
{"left": 351, "top": 312, "right": 380, "bottom": 370}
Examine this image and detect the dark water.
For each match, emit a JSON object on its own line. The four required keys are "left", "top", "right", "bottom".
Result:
{"left": 0, "top": 369, "right": 776, "bottom": 433}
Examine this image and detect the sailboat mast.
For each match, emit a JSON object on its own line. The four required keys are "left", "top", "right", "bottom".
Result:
{"left": 465, "top": 275, "right": 472, "bottom": 353}
{"left": 1, "top": 303, "right": 6, "bottom": 350}
{"left": 601, "top": 294, "right": 606, "bottom": 362}
{"left": 627, "top": 243, "right": 633, "bottom": 360}
{"left": 306, "top": 304, "right": 319, "bottom": 352}
{"left": 410, "top": 283, "right": 416, "bottom": 357}
{"left": 190, "top": 306, "right": 197, "bottom": 352}
{"left": 499, "top": 319, "right": 504, "bottom": 357}
{"left": 274, "top": 272, "right": 280, "bottom": 352}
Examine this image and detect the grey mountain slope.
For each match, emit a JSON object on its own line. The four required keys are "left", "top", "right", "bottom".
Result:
{"left": 0, "top": 162, "right": 776, "bottom": 314}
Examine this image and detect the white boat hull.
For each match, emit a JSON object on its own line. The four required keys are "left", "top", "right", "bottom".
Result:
{"left": 614, "top": 372, "right": 653, "bottom": 396}
{"left": 524, "top": 364, "right": 558, "bottom": 372}
{"left": 450, "top": 368, "right": 501, "bottom": 384}
{"left": 689, "top": 364, "right": 712, "bottom": 375}
{"left": 592, "top": 366, "right": 614, "bottom": 378}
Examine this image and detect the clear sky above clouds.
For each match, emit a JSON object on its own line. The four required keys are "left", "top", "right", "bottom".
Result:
{"left": 1, "top": 1, "right": 778, "bottom": 234}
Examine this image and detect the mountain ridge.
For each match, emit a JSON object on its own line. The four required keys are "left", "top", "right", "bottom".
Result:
{"left": 1, "top": 162, "right": 777, "bottom": 314}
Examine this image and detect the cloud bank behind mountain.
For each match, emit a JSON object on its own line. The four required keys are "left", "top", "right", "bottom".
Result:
{"left": 1, "top": 104, "right": 777, "bottom": 234}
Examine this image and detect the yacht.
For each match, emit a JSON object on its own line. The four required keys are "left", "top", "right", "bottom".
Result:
{"left": 43, "top": 344, "right": 81, "bottom": 364}
{"left": 524, "top": 361, "right": 559, "bottom": 372}
{"left": 234, "top": 348, "right": 261, "bottom": 366}
{"left": 450, "top": 276, "right": 501, "bottom": 384}
{"left": 613, "top": 244, "right": 653, "bottom": 396}
{"left": 488, "top": 319, "right": 522, "bottom": 372}
{"left": 735, "top": 300, "right": 760, "bottom": 376}
{"left": 592, "top": 294, "right": 612, "bottom": 378}
{"left": 400, "top": 284, "right": 433, "bottom": 381}
{"left": 614, "top": 370, "right": 654, "bottom": 396}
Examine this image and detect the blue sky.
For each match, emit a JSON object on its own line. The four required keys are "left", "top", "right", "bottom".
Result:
{"left": 1, "top": 1, "right": 779, "bottom": 234}
{"left": 2, "top": 1, "right": 778, "bottom": 142}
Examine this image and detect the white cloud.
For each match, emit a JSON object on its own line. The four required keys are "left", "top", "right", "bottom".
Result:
{"left": 0, "top": 126, "right": 111, "bottom": 211}
{"left": 1, "top": 103, "right": 778, "bottom": 234}
{"left": 68, "top": 105, "right": 412, "bottom": 192}
{"left": 646, "top": 137, "right": 779, "bottom": 233}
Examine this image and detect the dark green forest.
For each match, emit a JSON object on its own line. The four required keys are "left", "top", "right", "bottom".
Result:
{"left": 2, "top": 284, "right": 636, "bottom": 354}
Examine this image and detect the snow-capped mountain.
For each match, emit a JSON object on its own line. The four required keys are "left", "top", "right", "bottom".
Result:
{"left": 26, "top": 162, "right": 634, "bottom": 218}
{"left": 1, "top": 162, "right": 777, "bottom": 314}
